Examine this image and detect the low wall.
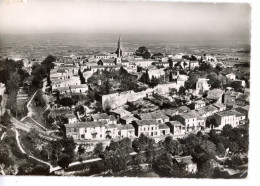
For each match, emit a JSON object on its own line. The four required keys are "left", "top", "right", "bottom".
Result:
{"left": 102, "top": 83, "right": 180, "bottom": 109}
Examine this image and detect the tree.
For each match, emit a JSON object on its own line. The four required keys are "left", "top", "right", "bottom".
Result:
{"left": 169, "top": 88, "right": 177, "bottom": 96}
{"left": 230, "top": 81, "right": 243, "bottom": 91}
{"left": 34, "top": 91, "right": 46, "bottom": 107}
{"left": 163, "top": 136, "right": 183, "bottom": 155}
{"left": 30, "top": 165, "right": 50, "bottom": 175}
{"left": 6, "top": 71, "right": 20, "bottom": 93}
{"left": 61, "top": 137, "right": 76, "bottom": 159}
{"left": 59, "top": 97, "right": 77, "bottom": 108}
{"left": 198, "top": 160, "right": 216, "bottom": 178}
{"left": 105, "top": 79, "right": 111, "bottom": 94}
{"left": 57, "top": 154, "right": 71, "bottom": 169}
{"left": 228, "top": 141, "right": 239, "bottom": 153}
{"left": 46, "top": 74, "right": 51, "bottom": 86}
{"left": 139, "top": 70, "right": 149, "bottom": 84}
{"left": 216, "top": 143, "right": 226, "bottom": 156}
{"left": 149, "top": 76, "right": 159, "bottom": 87}
{"left": 207, "top": 72, "right": 222, "bottom": 89}
{"left": 199, "top": 140, "right": 217, "bottom": 158}
{"left": 222, "top": 124, "right": 233, "bottom": 136}
{"left": 78, "top": 144, "right": 85, "bottom": 155}
{"left": 94, "top": 143, "right": 104, "bottom": 157}
{"left": 0, "top": 111, "right": 12, "bottom": 128}
{"left": 78, "top": 69, "right": 86, "bottom": 84}
{"left": 0, "top": 143, "right": 15, "bottom": 170}
{"left": 185, "top": 72, "right": 198, "bottom": 89}
{"left": 89, "top": 161, "right": 106, "bottom": 174}
{"left": 41, "top": 55, "right": 56, "bottom": 71}
{"left": 199, "top": 62, "right": 213, "bottom": 72}
{"left": 135, "top": 46, "right": 151, "bottom": 59}
{"left": 133, "top": 153, "right": 147, "bottom": 165}
{"left": 26, "top": 128, "right": 40, "bottom": 143}
{"left": 178, "top": 86, "right": 186, "bottom": 95}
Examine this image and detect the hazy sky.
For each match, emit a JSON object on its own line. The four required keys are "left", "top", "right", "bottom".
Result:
{"left": 0, "top": 0, "right": 251, "bottom": 40}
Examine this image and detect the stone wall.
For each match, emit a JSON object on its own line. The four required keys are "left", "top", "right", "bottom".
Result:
{"left": 102, "top": 83, "right": 180, "bottom": 109}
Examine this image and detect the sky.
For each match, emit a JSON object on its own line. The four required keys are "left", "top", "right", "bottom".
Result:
{"left": 0, "top": 0, "right": 251, "bottom": 41}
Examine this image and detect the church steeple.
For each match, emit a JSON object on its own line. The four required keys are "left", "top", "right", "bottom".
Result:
{"left": 117, "top": 35, "right": 121, "bottom": 58}
{"left": 115, "top": 35, "right": 122, "bottom": 65}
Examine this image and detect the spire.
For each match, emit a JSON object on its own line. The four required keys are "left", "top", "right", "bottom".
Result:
{"left": 117, "top": 34, "right": 121, "bottom": 58}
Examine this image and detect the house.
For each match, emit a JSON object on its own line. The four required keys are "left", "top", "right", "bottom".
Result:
{"left": 110, "top": 108, "right": 133, "bottom": 119}
{"left": 224, "top": 91, "right": 242, "bottom": 107}
{"left": 153, "top": 61, "right": 169, "bottom": 68}
{"left": 136, "top": 111, "right": 170, "bottom": 124}
{"left": 213, "top": 103, "right": 226, "bottom": 112}
{"left": 91, "top": 113, "right": 110, "bottom": 123}
{"left": 95, "top": 52, "right": 117, "bottom": 59}
{"left": 176, "top": 106, "right": 190, "bottom": 113}
{"left": 233, "top": 105, "right": 249, "bottom": 121}
{"left": 190, "top": 100, "right": 206, "bottom": 110}
{"left": 134, "top": 60, "right": 155, "bottom": 68}
{"left": 213, "top": 110, "right": 246, "bottom": 129}
{"left": 65, "top": 113, "right": 78, "bottom": 124}
{"left": 172, "top": 111, "right": 205, "bottom": 133}
{"left": 162, "top": 109, "right": 179, "bottom": 118}
{"left": 97, "top": 59, "right": 116, "bottom": 66}
{"left": 117, "top": 124, "right": 136, "bottom": 138}
{"left": 132, "top": 120, "right": 160, "bottom": 137}
{"left": 65, "top": 121, "right": 107, "bottom": 140}
{"left": 226, "top": 73, "right": 236, "bottom": 80}
{"left": 233, "top": 79, "right": 246, "bottom": 87}
{"left": 120, "top": 115, "right": 138, "bottom": 125}
{"left": 165, "top": 121, "right": 185, "bottom": 135}
{"left": 52, "top": 87, "right": 70, "bottom": 94}
{"left": 108, "top": 115, "right": 117, "bottom": 124}
{"left": 196, "top": 78, "right": 211, "bottom": 94}
{"left": 90, "top": 65, "right": 122, "bottom": 73}
{"left": 235, "top": 94, "right": 249, "bottom": 106}
{"left": 195, "top": 104, "right": 219, "bottom": 117}
{"left": 176, "top": 74, "right": 189, "bottom": 87}
{"left": 70, "top": 84, "right": 89, "bottom": 93}
{"left": 189, "top": 61, "right": 200, "bottom": 70}
{"left": 147, "top": 68, "right": 165, "bottom": 79}
{"left": 105, "top": 124, "right": 118, "bottom": 139}
{"left": 207, "top": 89, "right": 224, "bottom": 103}
{"left": 173, "top": 155, "right": 197, "bottom": 173}
{"left": 158, "top": 124, "right": 171, "bottom": 136}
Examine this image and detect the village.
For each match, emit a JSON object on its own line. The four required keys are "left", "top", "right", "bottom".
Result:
{"left": 42, "top": 36, "right": 249, "bottom": 142}
{"left": 0, "top": 35, "right": 249, "bottom": 177}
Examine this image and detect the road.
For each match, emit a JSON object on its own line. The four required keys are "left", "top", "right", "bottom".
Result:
{"left": 0, "top": 94, "right": 7, "bottom": 116}
{"left": 20, "top": 90, "right": 38, "bottom": 121}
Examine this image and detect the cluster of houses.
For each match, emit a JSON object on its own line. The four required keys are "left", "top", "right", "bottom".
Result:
{"left": 43, "top": 58, "right": 89, "bottom": 95}
{"left": 65, "top": 85, "right": 248, "bottom": 141}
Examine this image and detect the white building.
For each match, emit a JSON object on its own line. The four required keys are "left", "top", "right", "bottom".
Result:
{"left": 226, "top": 73, "right": 236, "bottom": 80}
{"left": 213, "top": 110, "right": 246, "bottom": 129}
{"left": 196, "top": 78, "right": 211, "bottom": 93}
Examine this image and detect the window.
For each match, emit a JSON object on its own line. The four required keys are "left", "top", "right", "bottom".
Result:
{"left": 152, "top": 127, "right": 153, "bottom": 130}
{"left": 85, "top": 128, "right": 87, "bottom": 133}
{"left": 81, "top": 134, "right": 84, "bottom": 139}
{"left": 100, "top": 134, "right": 102, "bottom": 138}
